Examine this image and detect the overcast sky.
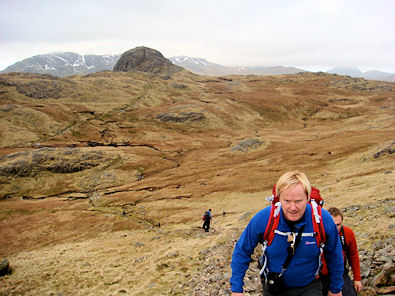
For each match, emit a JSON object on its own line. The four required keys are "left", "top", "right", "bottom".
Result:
{"left": 0, "top": 0, "right": 394, "bottom": 72}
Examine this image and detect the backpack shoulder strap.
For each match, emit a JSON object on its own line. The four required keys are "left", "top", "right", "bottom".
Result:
{"left": 340, "top": 226, "right": 349, "bottom": 266}
{"left": 310, "top": 198, "right": 326, "bottom": 247}
{"left": 340, "top": 226, "right": 347, "bottom": 249}
{"left": 263, "top": 202, "right": 281, "bottom": 245}
{"left": 310, "top": 197, "right": 326, "bottom": 277}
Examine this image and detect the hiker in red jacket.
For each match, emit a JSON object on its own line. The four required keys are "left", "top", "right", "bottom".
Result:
{"left": 321, "top": 207, "right": 362, "bottom": 295}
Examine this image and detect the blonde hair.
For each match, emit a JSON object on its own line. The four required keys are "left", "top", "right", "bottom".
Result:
{"left": 275, "top": 171, "right": 311, "bottom": 199}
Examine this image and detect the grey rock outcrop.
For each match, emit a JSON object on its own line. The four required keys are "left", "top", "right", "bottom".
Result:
{"left": 156, "top": 112, "right": 205, "bottom": 123}
{"left": 113, "top": 46, "right": 183, "bottom": 75}
{"left": 373, "top": 142, "right": 394, "bottom": 158}
{"left": 0, "top": 147, "right": 116, "bottom": 177}
{"left": 232, "top": 139, "right": 264, "bottom": 152}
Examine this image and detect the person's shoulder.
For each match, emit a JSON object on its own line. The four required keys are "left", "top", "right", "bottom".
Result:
{"left": 245, "top": 206, "right": 271, "bottom": 230}
{"left": 251, "top": 206, "right": 271, "bottom": 221}
{"left": 321, "top": 208, "right": 332, "bottom": 220}
{"left": 259, "top": 205, "right": 272, "bottom": 215}
{"left": 321, "top": 208, "right": 337, "bottom": 229}
{"left": 321, "top": 208, "right": 334, "bottom": 219}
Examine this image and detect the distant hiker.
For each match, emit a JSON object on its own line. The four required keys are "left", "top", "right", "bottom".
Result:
{"left": 230, "top": 171, "right": 344, "bottom": 296}
{"left": 321, "top": 207, "right": 362, "bottom": 296}
{"left": 202, "top": 209, "right": 212, "bottom": 232}
{"left": 223, "top": 211, "right": 226, "bottom": 217}
{"left": 152, "top": 222, "right": 160, "bottom": 228}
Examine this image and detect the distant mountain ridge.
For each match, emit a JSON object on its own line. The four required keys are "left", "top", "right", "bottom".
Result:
{"left": 169, "top": 56, "right": 304, "bottom": 76}
{"left": 327, "top": 66, "right": 395, "bottom": 81}
{"left": 2, "top": 51, "right": 394, "bottom": 81}
{"left": 1, "top": 52, "right": 121, "bottom": 77}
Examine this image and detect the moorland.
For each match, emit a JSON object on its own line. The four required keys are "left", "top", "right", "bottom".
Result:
{"left": 0, "top": 50, "right": 394, "bottom": 295}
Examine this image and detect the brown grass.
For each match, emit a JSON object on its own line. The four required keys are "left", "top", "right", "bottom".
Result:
{"left": 0, "top": 71, "right": 394, "bottom": 295}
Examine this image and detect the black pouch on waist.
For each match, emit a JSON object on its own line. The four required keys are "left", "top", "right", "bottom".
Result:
{"left": 265, "top": 272, "right": 286, "bottom": 295}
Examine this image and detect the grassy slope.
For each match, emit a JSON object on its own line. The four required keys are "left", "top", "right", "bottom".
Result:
{"left": 0, "top": 71, "right": 393, "bottom": 295}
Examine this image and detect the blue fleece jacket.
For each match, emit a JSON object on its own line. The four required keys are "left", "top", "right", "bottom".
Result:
{"left": 230, "top": 204, "right": 344, "bottom": 293}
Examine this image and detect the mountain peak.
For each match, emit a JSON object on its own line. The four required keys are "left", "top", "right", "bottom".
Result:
{"left": 113, "top": 46, "right": 183, "bottom": 75}
{"left": 327, "top": 66, "right": 363, "bottom": 77}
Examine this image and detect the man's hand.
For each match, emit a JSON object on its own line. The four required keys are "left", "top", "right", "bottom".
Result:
{"left": 231, "top": 293, "right": 243, "bottom": 296}
{"left": 354, "top": 280, "right": 362, "bottom": 292}
{"left": 328, "top": 292, "right": 342, "bottom": 296}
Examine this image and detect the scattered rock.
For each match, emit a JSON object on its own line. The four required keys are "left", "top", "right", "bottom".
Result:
{"left": 329, "top": 98, "right": 357, "bottom": 104}
{"left": 0, "top": 104, "right": 17, "bottom": 112}
{"left": 238, "top": 212, "right": 252, "bottom": 221}
{"left": 373, "top": 260, "right": 395, "bottom": 287}
{"left": 134, "top": 256, "right": 146, "bottom": 263}
{"left": 376, "top": 286, "right": 395, "bottom": 294}
{"left": 373, "top": 142, "right": 394, "bottom": 158}
{"left": 172, "top": 83, "right": 187, "bottom": 89}
{"left": 360, "top": 238, "right": 395, "bottom": 293}
{"left": 167, "top": 251, "right": 179, "bottom": 258}
{"left": 231, "top": 139, "right": 264, "bottom": 152}
{"left": 0, "top": 259, "right": 11, "bottom": 276}
{"left": 156, "top": 112, "right": 205, "bottom": 123}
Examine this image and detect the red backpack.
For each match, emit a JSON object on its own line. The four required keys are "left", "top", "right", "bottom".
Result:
{"left": 202, "top": 211, "right": 210, "bottom": 221}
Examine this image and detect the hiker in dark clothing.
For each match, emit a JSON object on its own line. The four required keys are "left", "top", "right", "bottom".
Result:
{"left": 321, "top": 207, "right": 362, "bottom": 296}
{"left": 202, "top": 209, "right": 212, "bottom": 232}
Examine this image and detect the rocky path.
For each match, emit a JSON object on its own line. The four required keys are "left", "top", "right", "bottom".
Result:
{"left": 170, "top": 228, "right": 394, "bottom": 296}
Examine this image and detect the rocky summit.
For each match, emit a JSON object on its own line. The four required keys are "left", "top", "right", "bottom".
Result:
{"left": 113, "top": 46, "right": 183, "bottom": 76}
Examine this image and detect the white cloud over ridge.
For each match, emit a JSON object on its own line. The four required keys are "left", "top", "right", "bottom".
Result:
{"left": 0, "top": 0, "right": 394, "bottom": 72}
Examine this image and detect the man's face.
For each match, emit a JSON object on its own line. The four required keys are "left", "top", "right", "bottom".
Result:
{"left": 279, "top": 183, "right": 309, "bottom": 221}
{"left": 332, "top": 215, "right": 343, "bottom": 232}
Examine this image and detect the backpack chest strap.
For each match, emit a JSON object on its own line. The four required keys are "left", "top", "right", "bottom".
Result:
{"left": 274, "top": 229, "right": 315, "bottom": 237}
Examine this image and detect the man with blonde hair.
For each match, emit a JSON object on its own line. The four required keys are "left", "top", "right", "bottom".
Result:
{"left": 230, "top": 171, "right": 344, "bottom": 295}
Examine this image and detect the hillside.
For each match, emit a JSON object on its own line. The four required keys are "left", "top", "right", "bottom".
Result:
{"left": 0, "top": 53, "right": 394, "bottom": 295}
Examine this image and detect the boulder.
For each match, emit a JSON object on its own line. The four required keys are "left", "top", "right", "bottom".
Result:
{"left": 0, "top": 259, "right": 11, "bottom": 276}
{"left": 113, "top": 46, "right": 182, "bottom": 76}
